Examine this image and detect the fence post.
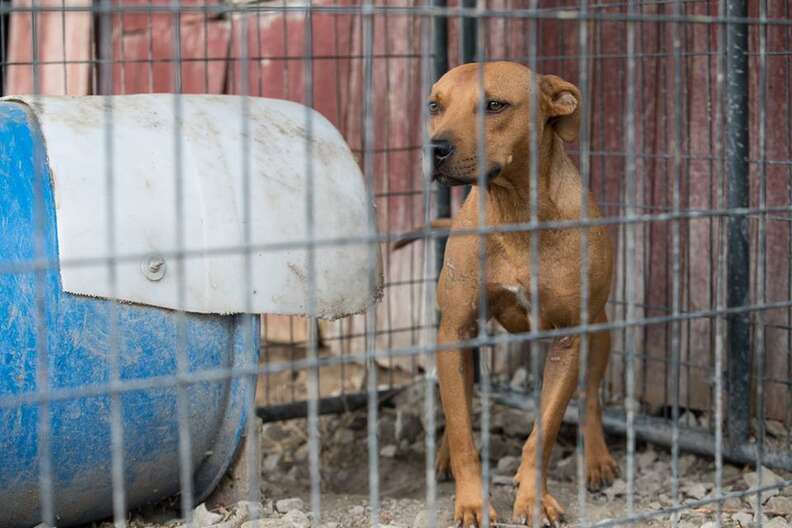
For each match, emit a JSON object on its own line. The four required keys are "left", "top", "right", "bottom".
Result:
{"left": 725, "top": 0, "right": 751, "bottom": 449}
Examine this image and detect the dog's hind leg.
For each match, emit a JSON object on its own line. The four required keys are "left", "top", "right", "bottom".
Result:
{"left": 583, "top": 310, "right": 619, "bottom": 491}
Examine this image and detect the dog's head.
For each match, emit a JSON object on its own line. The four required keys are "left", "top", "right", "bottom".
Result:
{"left": 427, "top": 61, "right": 580, "bottom": 186}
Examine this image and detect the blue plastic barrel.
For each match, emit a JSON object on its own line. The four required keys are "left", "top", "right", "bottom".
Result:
{"left": 0, "top": 102, "right": 260, "bottom": 527}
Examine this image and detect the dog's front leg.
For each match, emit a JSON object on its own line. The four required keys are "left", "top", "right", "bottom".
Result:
{"left": 437, "top": 320, "right": 497, "bottom": 526}
{"left": 512, "top": 335, "right": 581, "bottom": 526}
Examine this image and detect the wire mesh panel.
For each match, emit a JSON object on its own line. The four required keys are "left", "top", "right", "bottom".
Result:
{"left": 1, "top": 1, "right": 792, "bottom": 528}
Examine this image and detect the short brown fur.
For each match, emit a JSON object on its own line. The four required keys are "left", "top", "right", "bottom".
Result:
{"left": 409, "top": 62, "right": 617, "bottom": 525}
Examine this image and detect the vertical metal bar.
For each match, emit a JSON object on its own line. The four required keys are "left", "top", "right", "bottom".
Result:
{"left": 433, "top": 0, "right": 449, "bottom": 280}
{"left": 361, "top": 2, "right": 379, "bottom": 526}
{"left": 381, "top": 2, "right": 394, "bottom": 387}
{"left": 240, "top": 0, "right": 260, "bottom": 515}
{"left": 755, "top": 0, "right": 768, "bottom": 520}
{"left": 421, "top": 4, "right": 437, "bottom": 527}
{"left": 302, "top": 2, "right": 321, "bottom": 525}
{"left": 714, "top": 0, "right": 728, "bottom": 524}
{"left": 99, "top": 2, "right": 127, "bottom": 523}
{"left": 669, "top": 1, "right": 684, "bottom": 525}
{"left": 575, "top": 2, "right": 590, "bottom": 525}
{"left": 30, "top": 2, "right": 54, "bottom": 524}
{"left": 473, "top": 5, "right": 490, "bottom": 526}
{"left": 170, "top": 0, "right": 195, "bottom": 524}
{"left": 525, "top": 1, "right": 541, "bottom": 525}
{"left": 624, "top": 0, "right": 637, "bottom": 517}
{"left": 724, "top": 0, "right": 750, "bottom": 449}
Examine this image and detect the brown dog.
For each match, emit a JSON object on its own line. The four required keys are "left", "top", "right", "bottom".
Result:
{"left": 397, "top": 62, "right": 617, "bottom": 525}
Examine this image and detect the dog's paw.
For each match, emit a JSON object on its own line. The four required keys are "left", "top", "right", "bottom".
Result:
{"left": 453, "top": 486, "right": 497, "bottom": 527}
{"left": 585, "top": 451, "right": 619, "bottom": 492}
{"left": 511, "top": 489, "right": 564, "bottom": 527}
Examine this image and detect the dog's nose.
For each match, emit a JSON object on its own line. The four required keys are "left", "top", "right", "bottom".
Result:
{"left": 430, "top": 138, "right": 454, "bottom": 165}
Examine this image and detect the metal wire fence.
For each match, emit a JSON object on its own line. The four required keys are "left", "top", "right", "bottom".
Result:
{"left": 1, "top": 0, "right": 791, "bottom": 527}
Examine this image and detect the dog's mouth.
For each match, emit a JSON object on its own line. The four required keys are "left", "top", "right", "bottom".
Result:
{"left": 432, "top": 164, "right": 502, "bottom": 186}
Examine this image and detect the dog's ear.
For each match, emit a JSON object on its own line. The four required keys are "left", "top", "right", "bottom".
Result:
{"left": 540, "top": 75, "right": 580, "bottom": 142}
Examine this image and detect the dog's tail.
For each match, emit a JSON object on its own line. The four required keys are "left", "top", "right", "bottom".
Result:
{"left": 391, "top": 218, "right": 453, "bottom": 250}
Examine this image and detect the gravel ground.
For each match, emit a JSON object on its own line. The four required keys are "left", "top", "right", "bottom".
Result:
{"left": 82, "top": 382, "right": 792, "bottom": 528}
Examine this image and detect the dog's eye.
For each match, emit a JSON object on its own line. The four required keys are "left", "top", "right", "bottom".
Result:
{"left": 486, "top": 100, "right": 508, "bottom": 113}
{"left": 428, "top": 101, "right": 440, "bottom": 114}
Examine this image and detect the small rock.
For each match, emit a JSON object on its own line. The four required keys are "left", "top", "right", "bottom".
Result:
{"left": 731, "top": 511, "right": 753, "bottom": 526}
{"left": 275, "top": 498, "right": 304, "bottom": 514}
{"left": 767, "top": 495, "right": 792, "bottom": 515}
{"left": 768, "top": 420, "right": 788, "bottom": 438}
{"left": 700, "top": 522, "right": 716, "bottom": 528}
{"left": 555, "top": 455, "right": 577, "bottom": 482}
{"left": 322, "top": 523, "right": 340, "bottom": 528}
{"left": 241, "top": 520, "right": 289, "bottom": 528}
{"left": 744, "top": 467, "right": 783, "bottom": 504}
{"left": 637, "top": 447, "right": 657, "bottom": 469}
{"left": 214, "top": 501, "right": 269, "bottom": 528}
{"left": 496, "top": 455, "right": 521, "bottom": 475}
{"left": 396, "top": 410, "right": 424, "bottom": 443}
{"left": 492, "top": 475, "right": 514, "bottom": 486}
{"left": 349, "top": 505, "right": 366, "bottom": 516}
{"left": 647, "top": 501, "right": 661, "bottom": 510}
{"left": 261, "top": 423, "right": 292, "bottom": 444}
{"left": 679, "top": 454, "right": 697, "bottom": 475}
{"left": 334, "top": 427, "right": 355, "bottom": 445}
{"left": 263, "top": 453, "right": 280, "bottom": 473}
{"left": 194, "top": 503, "right": 223, "bottom": 527}
{"left": 348, "top": 413, "right": 368, "bottom": 431}
{"left": 380, "top": 444, "right": 398, "bottom": 458}
{"left": 723, "top": 464, "right": 742, "bottom": 482}
{"left": 604, "top": 478, "right": 627, "bottom": 501}
{"left": 487, "top": 434, "right": 512, "bottom": 461}
{"left": 724, "top": 496, "right": 743, "bottom": 510}
{"left": 282, "top": 510, "right": 310, "bottom": 528}
{"left": 379, "top": 413, "right": 396, "bottom": 442}
{"left": 766, "top": 518, "right": 790, "bottom": 528}
{"left": 412, "top": 510, "right": 429, "bottom": 528}
{"left": 294, "top": 443, "right": 309, "bottom": 464}
{"left": 683, "top": 482, "right": 708, "bottom": 500}
{"left": 510, "top": 367, "right": 528, "bottom": 390}
{"left": 501, "top": 409, "right": 533, "bottom": 438}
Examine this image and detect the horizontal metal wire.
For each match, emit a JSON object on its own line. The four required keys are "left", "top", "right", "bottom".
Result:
{"left": 0, "top": 4, "right": 789, "bottom": 28}
{"left": 3, "top": 295, "right": 790, "bottom": 410}
{"left": 0, "top": 203, "right": 787, "bottom": 276}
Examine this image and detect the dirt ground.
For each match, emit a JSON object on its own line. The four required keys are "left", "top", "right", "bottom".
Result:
{"left": 83, "top": 379, "right": 792, "bottom": 528}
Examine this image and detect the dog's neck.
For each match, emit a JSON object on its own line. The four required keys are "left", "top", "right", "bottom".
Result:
{"left": 484, "top": 130, "right": 561, "bottom": 225}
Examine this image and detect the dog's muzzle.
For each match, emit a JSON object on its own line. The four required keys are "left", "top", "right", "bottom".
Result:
{"left": 431, "top": 164, "right": 502, "bottom": 186}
